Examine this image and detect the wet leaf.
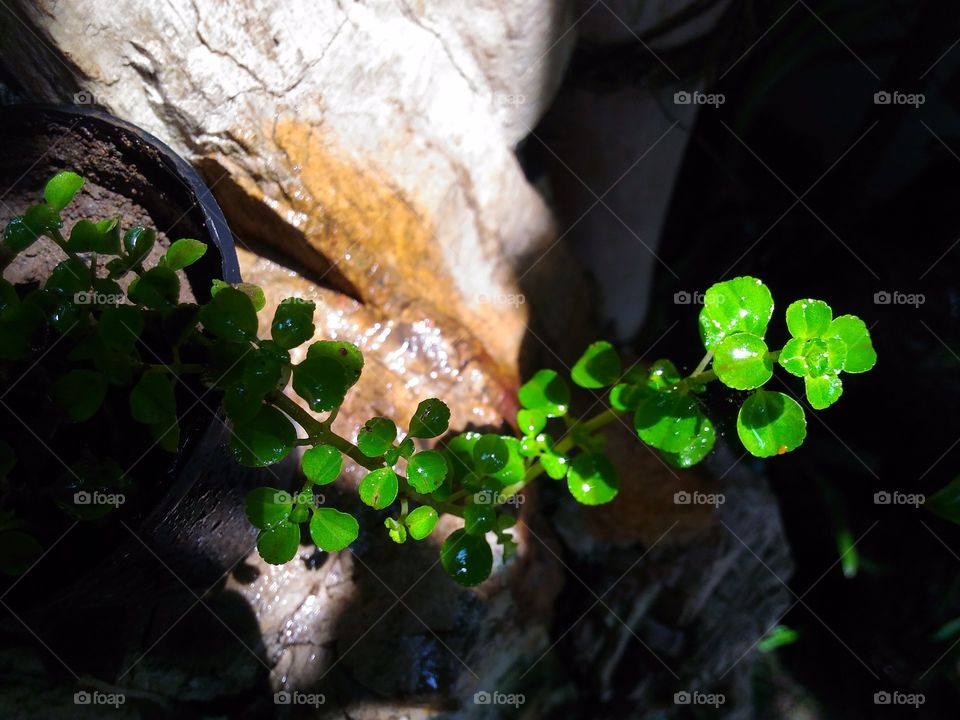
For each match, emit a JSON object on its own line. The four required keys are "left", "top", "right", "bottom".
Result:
{"left": 164, "top": 238, "right": 208, "bottom": 270}
{"left": 200, "top": 287, "right": 258, "bottom": 341}
{"left": 271, "top": 298, "right": 315, "bottom": 350}
{"left": 301, "top": 444, "right": 342, "bottom": 485}
{"left": 309, "top": 508, "right": 358, "bottom": 552}
{"left": 407, "top": 450, "right": 448, "bottom": 493}
{"left": 804, "top": 374, "right": 843, "bottom": 410}
{"left": 231, "top": 405, "right": 297, "bottom": 467}
{"left": 634, "top": 390, "right": 700, "bottom": 453}
{"left": 713, "top": 332, "right": 773, "bottom": 390}
{"left": 737, "top": 390, "right": 806, "bottom": 458}
{"left": 567, "top": 453, "right": 619, "bottom": 505}
{"left": 44, "top": 171, "right": 84, "bottom": 211}
{"left": 571, "top": 340, "right": 621, "bottom": 389}
{"left": 405, "top": 506, "right": 439, "bottom": 540}
{"left": 257, "top": 521, "right": 300, "bottom": 565}
{"left": 518, "top": 369, "right": 569, "bottom": 418}
{"left": 359, "top": 467, "right": 399, "bottom": 509}
{"left": 357, "top": 417, "right": 398, "bottom": 457}
{"left": 440, "top": 529, "right": 492, "bottom": 586}
{"left": 245, "top": 486, "right": 293, "bottom": 529}
{"left": 827, "top": 315, "right": 876, "bottom": 373}
{"left": 699, "top": 276, "right": 774, "bottom": 350}
{"left": 408, "top": 398, "right": 450, "bottom": 439}
{"left": 785, "top": 299, "right": 832, "bottom": 340}
{"left": 292, "top": 356, "right": 347, "bottom": 412}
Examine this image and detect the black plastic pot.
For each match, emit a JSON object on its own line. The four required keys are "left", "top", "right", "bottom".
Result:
{"left": 0, "top": 105, "right": 289, "bottom": 624}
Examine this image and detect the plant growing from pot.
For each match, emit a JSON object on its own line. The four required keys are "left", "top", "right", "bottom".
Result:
{"left": 0, "top": 171, "right": 877, "bottom": 589}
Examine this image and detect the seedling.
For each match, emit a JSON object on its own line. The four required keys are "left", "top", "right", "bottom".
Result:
{"left": 0, "top": 172, "right": 877, "bottom": 586}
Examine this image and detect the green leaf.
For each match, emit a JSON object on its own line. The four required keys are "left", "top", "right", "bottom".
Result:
{"left": 129, "top": 370, "right": 176, "bottom": 424}
{"left": 245, "top": 486, "right": 293, "bottom": 529}
{"left": 386, "top": 517, "right": 408, "bottom": 544}
{"left": 231, "top": 405, "right": 297, "bottom": 467}
{"left": 473, "top": 434, "right": 508, "bottom": 475}
{"left": 737, "top": 390, "right": 807, "bottom": 458}
{"left": 45, "top": 258, "right": 91, "bottom": 297}
{"left": 407, "top": 450, "right": 448, "bottom": 493}
{"left": 271, "top": 298, "right": 316, "bottom": 350}
{"left": 489, "top": 436, "right": 525, "bottom": 485}
{"left": 122, "top": 226, "right": 156, "bottom": 266}
{"left": 464, "top": 503, "right": 496, "bottom": 535}
{"left": 309, "top": 508, "right": 358, "bottom": 552}
{"left": 634, "top": 391, "right": 700, "bottom": 453}
{"left": 94, "top": 218, "right": 121, "bottom": 254}
{"left": 301, "top": 444, "right": 342, "bottom": 485}
{"left": 567, "top": 453, "right": 619, "bottom": 505}
{"left": 713, "top": 332, "right": 773, "bottom": 390}
{"left": 242, "top": 352, "right": 283, "bottom": 396}
{"left": 149, "top": 418, "right": 180, "bottom": 453}
{"left": 211, "top": 280, "right": 266, "bottom": 311}
{"left": 67, "top": 219, "right": 109, "bottom": 253}
{"left": 306, "top": 341, "right": 364, "bottom": 388}
{"left": 292, "top": 356, "right": 348, "bottom": 412}
{"left": 128, "top": 267, "right": 180, "bottom": 310}
{"left": 441, "top": 529, "right": 493, "bottom": 586}
{"left": 926, "top": 476, "right": 960, "bottom": 526}
{"left": 662, "top": 412, "right": 716, "bottom": 468}
{"left": 360, "top": 468, "right": 399, "bottom": 509}
{"left": 785, "top": 299, "right": 832, "bottom": 340}
{"left": 44, "top": 171, "right": 84, "bottom": 211}
{"left": 405, "top": 506, "right": 439, "bottom": 540}
{"left": 97, "top": 305, "right": 143, "bottom": 351}
{"left": 408, "top": 398, "right": 450, "bottom": 439}
{"left": 0, "top": 531, "right": 43, "bottom": 576}
{"left": 699, "top": 276, "right": 774, "bottom": 350}
{"left": 804, "top": 374, "right": 843, "bottom": 410}
{"left": 518, "top": 369, "right": 570, "bottom": 418}
{"left": 224, "top": 382, "right": 262, "bottom": 423}
{"left": 778, "top": 337, "right": 846, "bottom": 378}
{"left": 609, "top": 383, "right": 650, "bottom": 411}
{"left": 517, "top": 409, "right": 546, "bottom": 435}
{"left": 257, "top": 521, "right": 300, "bottom": 565}
{"left": 357, "top": 417, "right": 398, "bottom": 457}
{"left": 164, "top": 238, "right": 207, "bottom": 270}
{"left": 55, "top": 369, "right": 107, "bottom": 422}
{"left": 24, "top": 203, "right": 61, "bottom": 236}
{"left": 826, "top": 315, "right": 876, "bottom": 373}
{"left": 645, "top": 359, "right": 682, "bottom": 390}
{"left": 541, "top": 451, "right": 569, "bottom": 479}
{"left": 571, "top": 341, "right": 621, "bottom": 389}
{"left": 200, "top": 287, "right": 258, "bottom": 341}
{"left": 3, "top": 217, "right": 41, "bottom": 253}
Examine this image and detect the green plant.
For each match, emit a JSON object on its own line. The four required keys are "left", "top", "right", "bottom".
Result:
{"left": 0, "top": 172, "right": 877, "bottom": 587}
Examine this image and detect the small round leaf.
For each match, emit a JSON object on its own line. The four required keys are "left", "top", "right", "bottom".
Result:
{"left": 518, "top": 369, "right": 569, "bottom": 418}
{"left": 245, "top": 486, "right": 293, "bottom": 529}
{"left": 785, "top": 299, "right": 832, "bottom": 340}
{"left": 634, "top": 391, "right": 700, "bottom": 453}
{"left": 200, "top": 287, "right": 258, "bottom": 342}
{"left": 358, "top": 417, "right": 398, "bottom": 457}
{"left": 473, "top": 435, "right": 508, "bottom": 475}
{"left": 713, "top": 332, "right": 773, "bottom": 390}
{"left": 405, "top": 506, "right": 439, "bottom": 540}
{"left": 407, "top": 450, "right": 448, "bottom": 493}
{"left": 301, "top": 444, "right": 342, "bottom": 485}
{"left": 292, "top": 356, "right": 348, "bottom": 413}
{"left": 309, "top": 508, "right": 359, "bottom": 552}
{"left": 408, "top": 398, "right": 450, "bottom": 439}
{"left": 699, "top": 276, "right": 774, "bottom": 350}
{"left": 737, "top": 390, "right": 807, "bottom": 458}
{"left": 440, "top": 529, "right": 493, "bottom": 586}
{"left": 359, "top": 467, "right": 399, "bottom": 509}
{"left": 164, "top": 238, "right": 208, "bottom": 270}
{"left": 804, "top": 374, "right": 843, "bottom": 410}
{"left": 258, "top": 521, "right": 301, "bottom": 565}
{"left": 231, "top": 405, "right": 297, "bottom": 467}
{"left": 567, "top": 453, "right": 619, "bottom": 505}
{"left": 271, "top": 298, "right": 316, "bottom": 350}
{"left": 571, "top": 341, "right": 621, "bottom": 389}
{"left": 44, "top": 171, "right": 84, "bottom": 211}
{"left": 827, "top": 315, "right": 876, "bottom": 373}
